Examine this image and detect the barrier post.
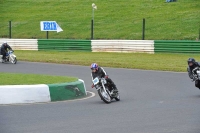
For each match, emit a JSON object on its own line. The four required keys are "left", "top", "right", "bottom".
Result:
{"left": 142, "top": 18, "right": 145, "bottom": 40}
{"left": 46, "top": 31, "right": 49, "bottom": 39}
{"left": 9, "top": 21, "right": 11, "bottom": 39}
{"left": 91, "top": 20, "right": 94, "bottom": 39}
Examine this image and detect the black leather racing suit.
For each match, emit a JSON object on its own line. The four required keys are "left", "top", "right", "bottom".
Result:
{"left": 187, "top": 62, "right": 200, "bottom": 88}
{"left": 1, "top": 44, "right": 12, "bottom": 60}
{"left": 91, "top": 66, "right": 118, "bottom": 90}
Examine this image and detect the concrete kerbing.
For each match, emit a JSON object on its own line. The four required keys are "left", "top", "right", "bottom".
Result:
{"left": 0, "top": 91, "right": 95, "bottom": 106}
{"left": 47, "top": 79, "right": 87, "bottom": 102}
{"left": 0, "top": 79, "right": 87, "bottom": 105}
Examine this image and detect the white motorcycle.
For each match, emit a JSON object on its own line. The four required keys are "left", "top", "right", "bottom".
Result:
{"left": 93, "top": 77, "right": 120, "bottom": 104}
{"left": 0, "top": 50, "right": 17, "bottom": 64}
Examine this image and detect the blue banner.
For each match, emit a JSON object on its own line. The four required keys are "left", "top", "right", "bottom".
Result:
{"left": 40, "top": 21, "right": 63, "bottom": 32}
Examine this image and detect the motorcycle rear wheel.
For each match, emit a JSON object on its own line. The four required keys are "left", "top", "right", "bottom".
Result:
{"left": 115, "top": 93, "right": 120, "bottom": 101}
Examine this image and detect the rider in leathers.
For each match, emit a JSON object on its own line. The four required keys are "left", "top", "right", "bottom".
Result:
{"left": 1, "top": 42, "right": 13, "bottom": 62}
{"left": 187, "top": 58, "right": 200, "bottom": 89}
{"left": 90, "top": 63, "right": 118, "bottom": 92}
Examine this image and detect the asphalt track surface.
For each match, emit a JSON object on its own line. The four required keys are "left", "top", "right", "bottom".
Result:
{"left": 0, "top": 61, "right": 200, "bottom": 133}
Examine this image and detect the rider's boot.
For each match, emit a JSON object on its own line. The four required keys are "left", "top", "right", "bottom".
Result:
{"left": 1, "top": 57, "right": 5, "bottom": 63}
{"left": 111, "top": 83, "right": 118, "bottom": 93}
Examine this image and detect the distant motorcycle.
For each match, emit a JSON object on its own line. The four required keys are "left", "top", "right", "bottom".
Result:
{"left": 92, "top": 76, "right": 120, "bottom": 103}
{"left": 0, "top": 50, "right": 17, "bottom": 64}
{"left": 191, "top": 67, "right": 200, "bottom": 89}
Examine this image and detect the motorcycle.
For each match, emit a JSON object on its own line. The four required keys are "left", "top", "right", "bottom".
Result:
{"left": 92, "top": 76, "right": 120, "bottom": 103}
{"left": 191, "top": 67, "right": 200, "bottom": 81}
{"left": 191, "top": 67, "right": 200, "bottom": 89}
{"left": 0, "top": 50, "right": 17, "bottom": 64}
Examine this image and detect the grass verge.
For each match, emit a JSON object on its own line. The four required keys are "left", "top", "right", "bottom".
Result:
{"left": 15, "top": 50, "right": 200, "bottom": 72}
{"left": 0, "top": 72, "right": 77, "bottom": 85}
{"left": 0, "top": 0, "right": 199, "bottom": 40}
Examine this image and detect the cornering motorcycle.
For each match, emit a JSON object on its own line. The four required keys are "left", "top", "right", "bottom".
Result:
{"left": 0, "top": 50, "right": 17, "bottom": 64}
{"left": 92, "top": 76, "right": 120, "bottom": 104}
{"left": 191, "top": 67, "right": 200, "bottom": 89}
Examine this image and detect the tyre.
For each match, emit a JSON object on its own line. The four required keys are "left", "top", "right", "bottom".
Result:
{"left": 98, "top": 88, "right": 111, "bottom": 104}
{"left": 12, "top": 58, "right": 17, "bottom": 64}
{"left": 115, "top": 93, "right": 120, "bottom": 101}
{"left": 13, "top": 58, "right": 17, "bottom": 64}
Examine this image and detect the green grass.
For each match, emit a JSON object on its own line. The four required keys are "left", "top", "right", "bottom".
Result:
{"left": 0, "top": 72, "right": 78, "bottom": 85}
{"left": 0, "top": 0, "right": 199, "bottom": 40}
{"left": 15, "top": 50, "right": 200, "bottom": 72}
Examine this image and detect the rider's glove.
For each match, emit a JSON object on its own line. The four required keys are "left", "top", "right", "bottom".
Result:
{"left": 191, "top": 78, "right": 196, "bottom": 82}
{"left": 91, "top": 84, "right": 94, "bottom": 88}
{"left": 192, "top": 67, "right": 199, "bottom": 73}
{"left": 192, "top": 75, "right": 198, "bottom": 82}
{"left": 104, "top": 75, "right": 108, "bottom": 79}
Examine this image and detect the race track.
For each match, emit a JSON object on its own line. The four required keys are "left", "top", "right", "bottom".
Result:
{"left": 0, "top": 62, "right": 200, "bottom": 133}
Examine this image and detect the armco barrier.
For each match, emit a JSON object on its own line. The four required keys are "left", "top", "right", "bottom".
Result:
{"left": 2, "top": 39, "right": 199, "bottom": 54}
{"left": 91, "top": 40, "right": 154, "bottom": 54}
{"left": 154, "top": 40, "right": 200, "bottom": 53}
{"left": 0, "top": 79, "right": 87, "bottom": 105}
{"left": 0, "top": 39, "right": 38, "bottom": 50}
{"left": 38, "top": 39, "right": 91, "bottom": 51}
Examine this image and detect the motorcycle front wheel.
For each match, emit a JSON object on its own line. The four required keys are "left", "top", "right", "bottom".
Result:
{"left": 98, "top": 88, "right": 111, "bottom": 104}
{"left": 13, "top": 58, "right": 17, "bottom": 64}
{"left": 10, "top": 55, "right": 17, "bottom": 64}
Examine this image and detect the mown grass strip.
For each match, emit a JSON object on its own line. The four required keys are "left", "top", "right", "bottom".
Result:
{"left": 0, "top": 72, "right": 77, "bottom": 85}
{"left": 15, "top": 50, "right": 199, "bottom": 72}
{"left": 0, "top": 0, "right": 199, "bottom": 40}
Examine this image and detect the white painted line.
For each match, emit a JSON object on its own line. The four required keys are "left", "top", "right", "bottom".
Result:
{"left": 0, "top": 91, "right": 95, "bottom": 106}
